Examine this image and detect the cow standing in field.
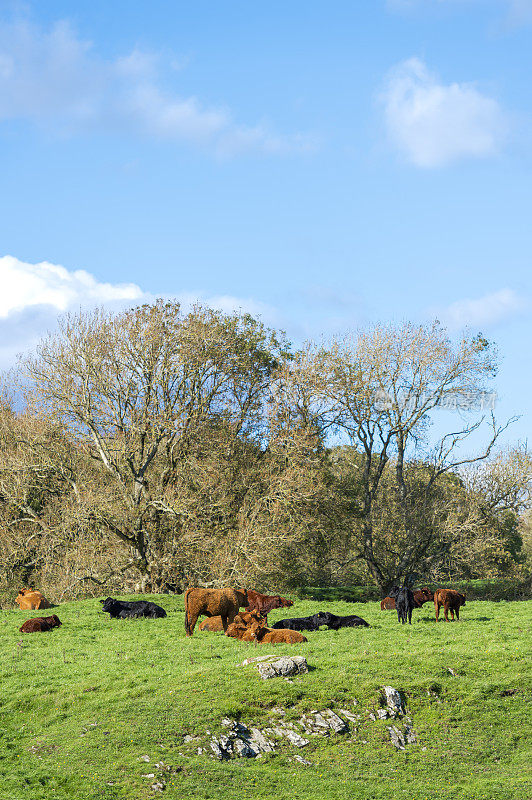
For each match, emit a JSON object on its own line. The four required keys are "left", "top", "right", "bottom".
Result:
{"left": 184, "top": 587, "right": 248, "bottom": 636}
{"left": 19, "top": 615, "right": 62, "bottom": 633}
{"left": 200, "top": 590, "right": 293, "bottom": 631}
{"left": 245, "top": 590, "right": 293, "bottom": 617}
{"left": 389, "top": 586, "right": 415, "bottom": 624}
{"left": 381, "top": 587, "right": 433, "bottom": 611}
{"left": 434, "top": 589, "right": 466, "bottom": 622}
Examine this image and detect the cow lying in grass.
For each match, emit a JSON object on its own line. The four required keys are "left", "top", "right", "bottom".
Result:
{"left": 100, "top": 598, "right": 167, "bottom": 619}
{"left": 434, "top": 589, "right": 466, "bottom": 622}
{"left": 270, "top": 613, "right": 324, "bottom": 631}
{"left": 184, "top": 587, "right": 248, "bottom": 635}
{"left": 314, "top": 611, "right": 370, "bottom": 629}
{"left": 15, "top": 589, "right": 52, "bottom": 610}
{"left": 19, "top": 615, "right": 62, "bottom": 633}
{"left": 389, "top": 587, "right": 414, "bottom": 624}
{"left": 225, "top": 611, "right": 308, "bottom": 644}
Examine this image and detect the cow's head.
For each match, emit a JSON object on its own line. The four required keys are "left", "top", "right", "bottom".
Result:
{"left": 48, "top": 615, "right": 62, "bottom": 628}
{"left": 100, "top": 597, "right": 118, "bottom": 613}
{"left": 458, "top": 593, "right": 466, "bottom": 606}
{"left": 315, "top": 610, "right": 334, "bottom": 624}
{"left": 234, "top": 589, "right": 248, "bottom": 607}
{"left": 279, "top": 596, "right": 294, "bottom": 608}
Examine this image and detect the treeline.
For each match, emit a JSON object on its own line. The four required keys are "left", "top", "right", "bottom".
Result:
{"left": 0, "top": 300, "right": 530, "bottom": 601}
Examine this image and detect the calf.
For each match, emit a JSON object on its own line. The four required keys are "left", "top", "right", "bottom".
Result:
{"left": 15, "top": 589, "right": 52, "bottom": 610}
{"left": 199, "top": 616, "right": 225, "bottom": 632}
{"left": 100, "top": 597, "right": 167, "bottom": 619}
{"left": 19, "top": 615, "right": 62, "bottom": 633}
{"left": 434, "top": 589, "right": 466, "bottom": 622}
{"left": 314, "top": 611, "right": 370, "bottom": 629}
{"left": 226, "top": 612, "right": 307, "bottom": 644}
{"left": 245, "top": 590, "right": 293, "bottom": 617}
{"left": 225, "top": 611, "right": 266, "bottom": 642}
{"left": 255, "top": 627, "right": 308, "bottom": 644}
{"left": 389, "top": 586, "right": 414, "bottom": 625}
{"left": 380, "top": 597, "right": 396, "bottom": 610}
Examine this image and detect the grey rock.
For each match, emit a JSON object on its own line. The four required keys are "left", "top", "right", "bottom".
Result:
{"left": 209, "top": 740, "right": 226, "bottom": 760}
{"left": 257, "top": 656, "right": 308, "bottom": 680}
{"left": 382, "top": 686, "right": 405, "bottom": 718}
{"left": 282, "top": 730, "right": 310, "bottom": 748}
{"left": 249, "top": 728, "right": 276, "bottom": 753}
{"left": 387, "top": 726, "right": 406, "bottom": 750}
{"left": 311, "top": 713, "right": 331, "bottom": 730}
{"left": 404, "top": 724, "right": 417, "bottom": 744}
{"left": 183, "top": 735, "right": 201, "bottom": 744}
{"left": 139, "top": 755, "right": 150, "bottom": 762}
{"left": 142, "top": 774, "right": 155, "bottom": 779}
{"left": 376, "top": 709, "right": 389, "bottom": 720}
{"left": 233, "top": 738, "right": 257, "bottom": 758}
{"left": 326, "top": 711, "right": 348, "bottom": 734}
{"left": 293, "top": 754, "right": 312, "bottom": 765}
{"left": 338, "top": 709, "right": 359, "bottom": 724}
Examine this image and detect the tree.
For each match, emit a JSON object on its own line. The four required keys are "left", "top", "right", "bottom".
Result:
{"left": 23, "top": 300, "right": 299, "bottom": 589}
{"left": 286, "top": 322, "right": 511, "bottom": 595}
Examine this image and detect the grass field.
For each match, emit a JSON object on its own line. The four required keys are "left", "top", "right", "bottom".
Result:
{"left": 1, "top": 595, "right": 530, "bottom": 800}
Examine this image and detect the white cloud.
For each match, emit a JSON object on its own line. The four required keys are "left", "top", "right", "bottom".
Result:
{"left": 434, "top": 288, "right": 527, "bottom": 329}
{"left": 0, "top": 255, "right": 282, "bottom": 370}
{"left": 380, "top": 57, "right": 507, "bottom": 167}
{"left": 0, "top": 255, "right": 145, "bottom": 320}
{"left": 0, "top": 19, "right": 312, "bottom": 156}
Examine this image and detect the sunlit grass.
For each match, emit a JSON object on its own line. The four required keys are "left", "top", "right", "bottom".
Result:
{"left": 0, "top": 596, "right": 530, "bottom": 799}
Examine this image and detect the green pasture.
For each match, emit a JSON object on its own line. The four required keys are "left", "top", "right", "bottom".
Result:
{"left": 0, "top": 596, "right": 530, "bottom": 800}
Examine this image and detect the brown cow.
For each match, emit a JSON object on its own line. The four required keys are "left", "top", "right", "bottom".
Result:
{"left": 245, "top": 590, "right": 293, "bottom": 617}
{"left": 255, "top": 627, "right": 308, "bottom": 644}
{"left": 15, "top": 589, "right": 52, "bottom": 610}
{"left": 199, "top": 616, "right": 224, "bottom": 631}
{"left": 225, "top": 612, "right": 307, "bottom": 644}
{"left": 184, "top": 587, "right": 248, "bottom": 636}
{"left": 200, "top": 590, "right": 294, "bottom": 630}
{"left": 381, "top": 587, "right": 433, "bottom": 610}
{"left": 225, "top": 611, "right": 266, "bottom": 642}
{"left": 434, "top": 589, "right": 466, "bottom": 622}
{"left": 413, "top": 587, "right": 434, "bottom": 607}
{"left": 19, "top": 615, "right": 62, "bottom": 633}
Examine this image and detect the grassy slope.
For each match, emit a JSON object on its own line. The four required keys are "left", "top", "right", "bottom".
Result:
{"left": 0, "top": 596, "right": 530, "bottom": 800}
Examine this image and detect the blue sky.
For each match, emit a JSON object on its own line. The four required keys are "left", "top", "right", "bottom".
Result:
{"left": 1, "top": 0, "right": 531, "bottom": 447}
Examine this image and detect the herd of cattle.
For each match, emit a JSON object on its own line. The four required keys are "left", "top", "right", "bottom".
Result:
{"left": 13, "top": 585, "right": 467, "bottom": 641}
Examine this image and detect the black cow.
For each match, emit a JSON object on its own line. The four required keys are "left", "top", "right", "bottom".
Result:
{"left": 314, "top": 611, "right": 370, "bottom": 629}
{"left": 100, "top": 597, "right": 167, "bottom": 619}
{"left": 271, "top": 613, "right": 324, "bottom": 632}
{"left": 389, "top": 586, "right": 414, "bottom": 625}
